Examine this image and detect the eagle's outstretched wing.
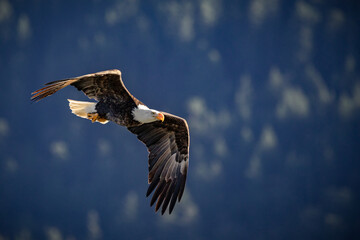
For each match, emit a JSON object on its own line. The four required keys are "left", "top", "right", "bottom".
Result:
{"left": 31, "top": 69, "right": 139, "bottom": 104}
{"left": 128, "top": 113, "right": 190, "bottom": 214}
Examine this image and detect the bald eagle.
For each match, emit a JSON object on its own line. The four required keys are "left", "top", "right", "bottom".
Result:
{"left": 31, "top": 69, "right": 189, "bottom": 215}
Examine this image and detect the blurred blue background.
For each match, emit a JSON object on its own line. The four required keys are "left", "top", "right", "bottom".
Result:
{"left": 1, "top": 0, "right": 360, "bottom": 239}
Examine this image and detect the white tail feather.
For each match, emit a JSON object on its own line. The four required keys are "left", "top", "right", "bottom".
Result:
{"left": 68, "top": 99, "right": 96, "bottom": 118}
{"left": 67, "top": 99, "right": 109, "bottom": 124}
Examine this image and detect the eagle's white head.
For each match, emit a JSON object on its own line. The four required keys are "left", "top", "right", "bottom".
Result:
{"left": 132, "top": 104, "right": 164, "bottom": 124}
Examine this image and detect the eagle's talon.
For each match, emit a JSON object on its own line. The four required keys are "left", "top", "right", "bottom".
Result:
{"left": 87, "top": 113, "right": 98, "bottom": 123}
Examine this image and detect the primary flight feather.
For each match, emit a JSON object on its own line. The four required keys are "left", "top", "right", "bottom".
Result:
{"left": 31, "top": 69, "right": 190, "bottom": 215}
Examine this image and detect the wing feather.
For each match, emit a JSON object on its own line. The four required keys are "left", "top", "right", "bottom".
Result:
{"left": 146, "top": 177, "right": 160, "bottom": 197}
{"left": 169, "top": 168, "right": 182, "bottom": 213}
{"left": 153, "top": 180, "right": 167, "bottom": 208}
{"left": 162, "top": 181, "right": 176, "bottom": 214}
{"left": 178, "top": 170, "right": 187, "bottom": 201}
{"left": 149, "top": 141, "right": 169, "bottom": 171}
{"left": 164, "top": 156, "right": 177, "bottom": 181}
{"left": 149, "top": 148, "right": 171, "bottom": 181}
{"left": 160, "top": 154, "right": 175, "bottom": 179}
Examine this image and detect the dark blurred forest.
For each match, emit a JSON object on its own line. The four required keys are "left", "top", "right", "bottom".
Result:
{"left": 1, "top": 0, "right": 360, "bottom": 239}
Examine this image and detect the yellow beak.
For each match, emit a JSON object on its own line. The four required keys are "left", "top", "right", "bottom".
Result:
{"left": 156, "top": 112, "right": 165, "bottom": 122}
